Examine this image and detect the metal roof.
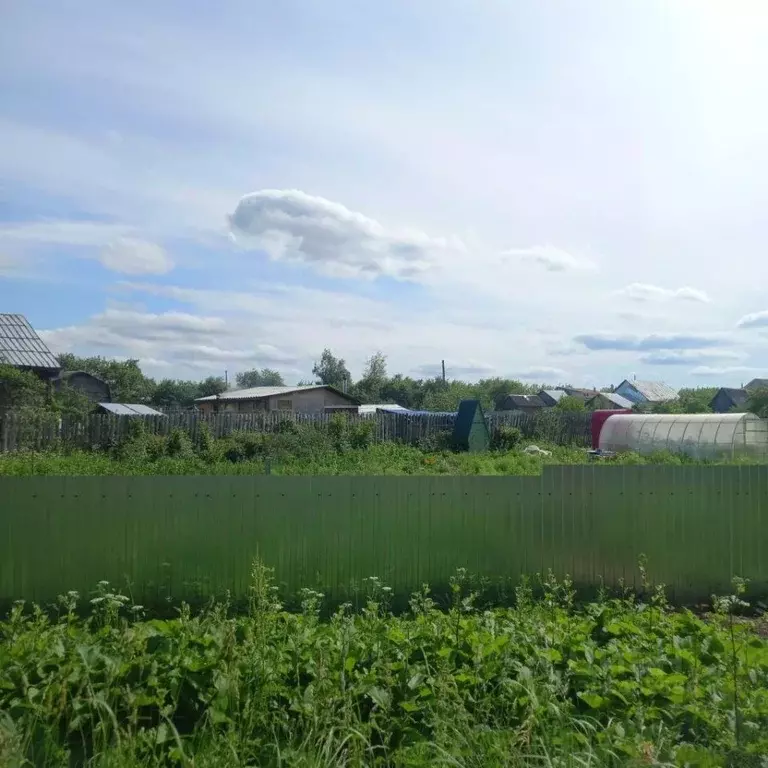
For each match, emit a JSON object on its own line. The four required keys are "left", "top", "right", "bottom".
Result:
{"left": 745, "top": 378, "right": 768, "bottom": 391}
{"left": 540, "top": 389, "right": 566, "bottom": 403}
{"left": 505, "top": 394, "right": 547, "bottom": 408}
{"left": 713, "top": 388, "right": 749, "bottom": 407}
{"left": 195, "top": 384, "right": 358, "bottom": 403}
{"left": 590, "top": 391, "right": 634, "bottom": 409}
{"left": 98, "top": 403, "right": 165, "bottom": 416}
{"left": 621, "top": 379, "right": 678, "bottom": 402}
{"left": 0, "top": 313, "right": 60, "bottom": 371}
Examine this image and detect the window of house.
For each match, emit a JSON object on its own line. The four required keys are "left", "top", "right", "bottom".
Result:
{"left": 276, "top": 399, "right": 293, "bottom": 410}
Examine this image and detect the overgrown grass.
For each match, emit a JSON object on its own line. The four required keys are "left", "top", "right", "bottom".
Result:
{"left": 0, "top": 442, "right": 760, "bottom": 476}
{"left": 2, "top": 565, "right": 767, "bottom": 767}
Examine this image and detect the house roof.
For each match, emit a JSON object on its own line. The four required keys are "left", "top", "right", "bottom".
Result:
{"left": 539, "top": 389, "right": 566, "bottom": 403}
{"left": 745, "top": 378, "right": 768, "bottom": 392}
{"left": 98, "top": 403, "right": 165, "bottom": 416}
{"left": 589, "top": 392, "right": 634, "bottom": 409}
{"left": 195, "top": 384, "right": 359, "bottom": 404}
{"left": 504, "top": 394, "right": 546, "bottom": 408}
{"left": 620, "top": 379, "right": 678, "bottom": 402}
{"left": 0, "top": 313, "right": 60, "bottom": 371}
{"left": 713, "top": 388, "right": 749, "bottom": 408}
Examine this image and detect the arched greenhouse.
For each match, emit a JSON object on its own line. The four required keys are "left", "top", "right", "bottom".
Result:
{"left": 597, "top": 413, "right": 768, "bottom": 460}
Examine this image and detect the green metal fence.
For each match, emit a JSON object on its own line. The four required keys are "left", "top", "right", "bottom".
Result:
{"left": 2, "top": 465, "right": 766, "bottom": 605}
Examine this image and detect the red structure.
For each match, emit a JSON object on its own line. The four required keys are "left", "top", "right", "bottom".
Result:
{"left": 590, "top": 409, "right": 632, "bottom": 449}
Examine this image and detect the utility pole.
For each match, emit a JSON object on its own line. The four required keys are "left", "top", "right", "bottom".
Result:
{"left": 224, "top": 370, "right": 228, "bottom": 387}
{"left": 441, "top": 359, "right": 446, "bottom": 383}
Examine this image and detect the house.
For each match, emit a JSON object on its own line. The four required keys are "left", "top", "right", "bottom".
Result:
{"left": 497, "top": 393, "right": 547, "bottom": 414}
{"left": 614, "top": 379, "right": 678, "bottom": 405}
{"left": 709, "top": 388, "right": 749, "bottom": 414}
{"left": 53, "top": 371, "right": 111, "bottom": 403}
{"left": 0, "top": 313, "right": 61, "bottom": 380}
{"left": 745, "top": 378, "right": 768, "bottom": 392}
{"left": 195, "top": 385, "right": 360, "bottom": 415}
{"left": 586, "top": 392, "right": 634, "bottom": 411}
{"left": 97, "top": 403, "right": 165, "bottom": 417}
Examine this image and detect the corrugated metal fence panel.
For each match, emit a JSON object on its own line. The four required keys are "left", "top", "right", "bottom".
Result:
{"left": 2, "top": 466, "right": 768, "bottom": 605}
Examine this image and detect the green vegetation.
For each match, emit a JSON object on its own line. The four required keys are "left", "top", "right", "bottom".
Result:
{"left": 1, "top": 565, "right": 767, "bottom": 767}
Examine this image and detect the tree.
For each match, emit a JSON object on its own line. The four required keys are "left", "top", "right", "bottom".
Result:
{"left": 476, "top": 377, "right": 533, "bottom": 410}
{"left": 746, "top": 388, "right": 768, "bottom": 419}
{"left": 198, "top": 376, "right": 228, "bottom": 398}
{"left": 152, "top": 379, "right": 203, "bottom": 409}
{"left": 235, "top": 368, "right": 285, "bottom": 388}
{"left": 650, "top": 387, "right": 716, "bottom": 414}
{"left": 353, "top": 352, "right": 388, "bottom": 403}
{"left": 380, "top": 374, "right": 420, "bottom": 409}
{"left": 555, "top": 395, "right": 586, "bottom": 412}
{"left": 58, "top": 354, "right": 155, "bottom": 403}
{"left": 0, "top": 364, "right": 47, "bottom": 409}
{"left": 312, "top": 349, "right": 351, "bottom": 390}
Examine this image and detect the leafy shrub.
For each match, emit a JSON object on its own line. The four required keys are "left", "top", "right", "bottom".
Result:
{"left": 417, "top": 429, "right": 453, "bottom": 451}
{"left": 165, "top": 427, "right": 194, "bottom": 459}
{"left": 348, "top": 418, "right": 376, "bottom": 449}
{"left": 491, "top": 425, "right": 522, "bottom": 451}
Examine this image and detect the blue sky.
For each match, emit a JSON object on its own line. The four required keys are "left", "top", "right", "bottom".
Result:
{"left": 2, "top": 0, "right": 768, "bottom": 387}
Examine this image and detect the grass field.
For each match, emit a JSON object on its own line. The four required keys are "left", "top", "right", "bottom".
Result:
{"left": 1, "top": 565, "right": 766, "bottom": 767}
{"left": 0, "top": 442, "right": 761, "bottom": 476}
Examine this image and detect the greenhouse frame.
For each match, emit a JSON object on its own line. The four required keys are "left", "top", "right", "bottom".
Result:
{"left": 597, "top": 413, "right": 768, "bottom": 460}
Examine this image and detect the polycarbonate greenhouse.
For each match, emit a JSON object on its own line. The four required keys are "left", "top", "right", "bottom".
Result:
{"left": 598, "top": 413, "right": 768, "bottom": 460}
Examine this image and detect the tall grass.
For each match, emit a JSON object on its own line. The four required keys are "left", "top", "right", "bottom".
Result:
{"left": 1, "top": 564, "right": 766, "bottom": 767}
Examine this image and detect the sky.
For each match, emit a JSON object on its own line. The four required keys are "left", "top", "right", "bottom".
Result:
{"left": 3, "top": 0, "right": 768, "bottom": 388}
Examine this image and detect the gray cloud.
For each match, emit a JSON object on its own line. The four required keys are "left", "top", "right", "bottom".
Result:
{"left": 229, "top": 189, "right": 460, "bottom": 280}
{"left": 575, "top": 332, "right": 725, "bottom": 352}
{"left": 640, "top": 349, "right": 742, "bottom": 366}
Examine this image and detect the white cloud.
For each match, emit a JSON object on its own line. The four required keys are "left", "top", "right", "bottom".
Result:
{"left": 736, "top": 310, "right": 768, "bottom": 328}
{"left": 502, "top": 245, "right": 597, "bottom": 272}
{"left": 616, "top": 283, "right": 711, "bottom": 303}
{"left": 39, "top": 308, "right": 299, "bottom": 375}
{"left": 640, "top": 349, "right": 742, "bottom": 365}
{"left": 229, "top": 189, "right": 461, "bottom": 281}
{"left": 513, "top": 367, "right": 569, "bottom": 380}
{"left": 0, "top": 220, "right": 174, "bottom": 275}
{"left": 690, "top": 366, "right": 763, "bottom": 377}
{"left": 411, "top": 361, "right": 496, "bottom": 378}
{"left": 100, "top": 238, "right": 173, "bottom": 275}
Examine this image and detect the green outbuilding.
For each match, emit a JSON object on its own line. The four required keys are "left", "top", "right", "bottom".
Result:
{"left": 452, "top": 399, "right": 490, "bottom": 452}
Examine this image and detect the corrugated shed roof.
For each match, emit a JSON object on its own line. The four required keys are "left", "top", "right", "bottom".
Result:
{"left": 715, "top": 388, "right": 749, "bottom": 407}
{"left": 0, "top": 313, "right": 60, "bottom": 371}
{"left": 196, "top": 384, "right": 358, "bottom": 403}
{"left": 505, "top": 394, "right": 546, "bottom": 408}
{"left": 540, "top": 389, "right": 566, "bottom": 403}
{"left": 98, "top": 403, "right": 165, "bottom": 416}
{"left": 745, "top": 378, "right": 768, "bottom": 391}
{"left": 592, "top": 392, "right": 634, "bottom": 409}
{"left": 625, "top": 380, "right": 678, "bottom": 402}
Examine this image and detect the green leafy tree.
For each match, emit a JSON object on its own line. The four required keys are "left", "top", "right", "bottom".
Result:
{"left": 312, "top": 349, "right": 351, "bottom": 390}
{"left": 152, "top": 379, "right": 203, "bottom": 409}
{"left": 651, "top": 387, "right": 716, "bottom": 414}
{"left": 235, "top": 368, "right": 285, "bottom": 388}
{"left": 198, "top": 376, "right": 228, "bottom": 398}
{"left": 746, "top": 387, "right": 768, "bottom": 419}
{"left": 353, "top": 352, "right": 388, "bottom": 403}
{"left": 0, "top": 364, "right": 48, "bottom": 409}
{"left": 380, "top": 374, "right": 421, "bottom": 409}
{"left": 556, "top": 395, "right": 586, "bottom": 412}
{"left": 58, "top": 354, "right": 155, "bottom": 403}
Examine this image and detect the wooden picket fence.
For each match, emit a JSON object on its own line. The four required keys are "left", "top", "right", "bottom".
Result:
{"left": 0, "top": 408, "right": 592, "bottom": 453}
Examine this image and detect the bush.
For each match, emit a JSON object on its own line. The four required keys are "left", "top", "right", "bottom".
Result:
{"left": 348, "top": 418, "right": 376, "bottom": 449}
{"left": 165, "top": 428, "right": 194, "bottom": 459}
{"left": 417, "top": 429, "right": 453, "bottom": 451}
{"left": 492, "top": 425, "right": 522, "bottom": 451}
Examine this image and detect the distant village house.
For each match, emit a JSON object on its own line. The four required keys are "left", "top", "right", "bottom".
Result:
{"left": 195, "top": 385, "right": 360, "bottom": 415}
